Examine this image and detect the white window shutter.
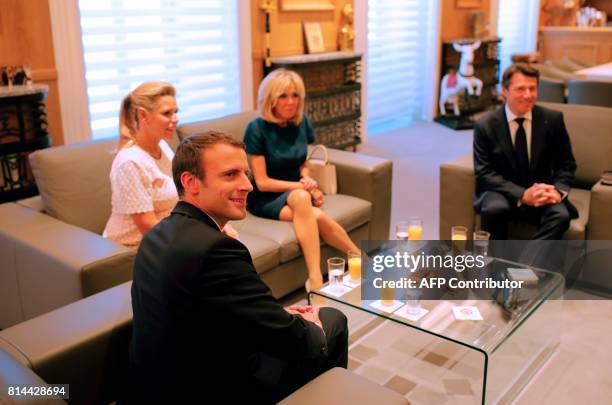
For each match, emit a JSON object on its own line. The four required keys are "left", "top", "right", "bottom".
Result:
{"left": 78, "top": 0, "right": 241, "bottom": 139}
{"left": 367, "top": 0, "right": 438, "bottom": 133}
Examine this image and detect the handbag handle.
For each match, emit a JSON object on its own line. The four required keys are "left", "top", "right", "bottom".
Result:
{"left": 307, "top": 144, "right": 329, "bottom": 164}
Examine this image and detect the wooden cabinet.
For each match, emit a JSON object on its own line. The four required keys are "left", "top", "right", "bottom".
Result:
{"left": 539, "top": 27, "right": 612, "bottom": 65}
{"left": 267, "top": 52, "right": 362, "bottom": 149}
{"left": 0, "top": 85, "right": 50, "bottom": 203}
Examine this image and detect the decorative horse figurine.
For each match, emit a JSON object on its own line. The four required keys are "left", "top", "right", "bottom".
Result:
{"left": 439, "top": 40, "right": 483, "bottom": 116}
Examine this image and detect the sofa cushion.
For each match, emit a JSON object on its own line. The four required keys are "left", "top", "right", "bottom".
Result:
{"left": 234, "top": 194, "right": 371, "bottom": 263}
{"left": 29, "top": 138, "right": 117, "bottom": 234}
{"left": 237, "top": 231, "right": 280, "bottom": 274}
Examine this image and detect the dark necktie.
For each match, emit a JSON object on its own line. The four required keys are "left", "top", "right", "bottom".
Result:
{"left": 514, "top": 117, "right": 530, "bottom": 187}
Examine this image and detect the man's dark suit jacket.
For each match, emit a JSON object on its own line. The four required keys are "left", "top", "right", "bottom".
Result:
{"left": 129, "top": 201, "right": 327, "bottom": 403}
{"left": 473, "top": 104, "right": 577, "bottom": 218}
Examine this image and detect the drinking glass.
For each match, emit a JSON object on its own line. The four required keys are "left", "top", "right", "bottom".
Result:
{"left": 473, "top": 230, "right": 490, "bottom": 256}
{"left": 405, "top": 287, "right": 422, "bottom": 315}
{"left": 408, "top": 216, "right": 423, "bottom": 240}
{"left": 381, "top": 286, "right": 396, "bottom": 306}
{"left": 347, "top": 251, "right": 361, "bottom": 281}
{"left": 451, "top": 226, "right": 468, "bottom": 254}
{"left": 395, "top": 221, "right": 410, "bottom": 240}
{"left": 327, "top": 257, "right": 345, "bottom": 293}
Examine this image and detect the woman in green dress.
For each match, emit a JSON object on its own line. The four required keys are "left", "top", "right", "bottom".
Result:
{"left": 244, "top": 69, "right": 360, "bottom": 291}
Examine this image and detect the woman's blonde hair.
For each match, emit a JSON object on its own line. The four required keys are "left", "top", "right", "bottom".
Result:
{"left": 118, "top": 81, "right": 176, "bottom": 148}
{"left": 258, "top": 69, "right": 305, "bottom": 126}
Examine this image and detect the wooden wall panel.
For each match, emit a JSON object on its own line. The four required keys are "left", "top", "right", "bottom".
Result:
{"left": 440, "top": 0, "right": 492, "bottom": 41}
{"left": 250, "top": 0, "right": 352, "bottom": 105}
{"left": 0, "top": 0, "right": 63, "bottom": 145}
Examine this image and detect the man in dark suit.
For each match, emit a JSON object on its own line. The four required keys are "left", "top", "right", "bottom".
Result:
{"left": 129, "top": 132, "right": 348, "bottom": 403}
{"left": 473, "top": 63, "right": 577, "bottom": 240}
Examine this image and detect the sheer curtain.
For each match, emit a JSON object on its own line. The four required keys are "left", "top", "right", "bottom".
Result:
{"left": 367, "top": 0, "right": 439, "bottom": 135}
{"left": 78, "top": 0, "right": 242, "bottom": 139}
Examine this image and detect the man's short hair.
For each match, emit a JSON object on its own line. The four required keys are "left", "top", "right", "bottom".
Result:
{"left": 502, "top": 63, "right": 540, "bottom": 89}
{"left": 172, "top": 131, "right": 245, "bottom": 196}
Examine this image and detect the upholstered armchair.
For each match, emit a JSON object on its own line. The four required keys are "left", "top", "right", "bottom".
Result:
{"left": 439, "top": 102, "right": 612, "bottom": 290}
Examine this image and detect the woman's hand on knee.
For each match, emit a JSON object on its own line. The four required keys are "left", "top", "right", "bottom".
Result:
{"left": 310, "top": 188, "right": 324, "bottom": 207}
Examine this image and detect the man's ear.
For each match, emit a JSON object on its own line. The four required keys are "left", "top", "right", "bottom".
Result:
{"left": 501, "top": 86, "right": 508, "bottom": 100}
{"left": 180, "top": 172, "right": 199, "bottom": 195}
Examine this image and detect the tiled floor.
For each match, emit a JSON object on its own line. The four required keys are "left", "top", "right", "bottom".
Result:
{"left": 283, "top": 288, "right": 611, "bottom": 404}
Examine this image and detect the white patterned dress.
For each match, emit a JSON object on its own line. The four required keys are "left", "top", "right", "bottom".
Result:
{"left": 103, "top": 140, "right": 177, "bottom": 248}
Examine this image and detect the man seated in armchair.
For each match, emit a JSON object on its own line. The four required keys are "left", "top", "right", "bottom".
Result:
{"left": 473, "top": 63, "right": 578, "bottom": 240}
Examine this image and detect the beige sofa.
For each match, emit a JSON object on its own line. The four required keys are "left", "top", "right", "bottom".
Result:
{"left": 0, "top": 283, "right": 408, "bottom": 405}
{"left": 0, "top": 111, "right": 392, "bottom": 329}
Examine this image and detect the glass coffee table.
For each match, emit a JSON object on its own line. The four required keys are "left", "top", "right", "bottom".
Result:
{"left": 309, "top": 257, "right": 564, "bottom": 405}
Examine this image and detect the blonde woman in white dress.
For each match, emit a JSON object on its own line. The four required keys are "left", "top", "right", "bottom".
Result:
{"left": 103, "top": 82, "right": 237, "bottom": 248}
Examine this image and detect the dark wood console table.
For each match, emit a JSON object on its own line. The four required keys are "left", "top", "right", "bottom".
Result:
{"left": 0, "top": 84, "right": 51, "bottom": 203}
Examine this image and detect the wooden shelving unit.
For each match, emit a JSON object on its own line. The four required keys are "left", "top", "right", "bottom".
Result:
{"left": 0, "top": 85, "right": 50, "bottom": 203}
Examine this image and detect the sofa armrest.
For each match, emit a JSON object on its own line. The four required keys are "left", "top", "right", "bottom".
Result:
{"left": 279, "top": 367, "right": 409, "bottom": 405}
{"left": 16, "top": 195, "right": 45, "bottom": 212}
{"left": 0, "top": 203, "right": 134, "bottom": 327}
{"left": 0, "top": 347, "right": 66, "bottom": 405}
{"left": 588, "top": 181, "right": 612, "bottom": 240}
{"left": 323, "top": 147, "right": 392, "bottom": 240}
{"left": 439, "top": 153, "right": 475, "bottom": 240}
{"left": 0, "top": 282, "right": 133, "bottom": 405}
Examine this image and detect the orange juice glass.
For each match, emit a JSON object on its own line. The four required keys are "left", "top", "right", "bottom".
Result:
{"left": 347, "top": 251, "right": 361, "bottom": 281}
{"left": 408, "top": 216, "right": 423, "bottom": 240}
{"left": 381, "top": 286, "right": 395, "bottom": 306}
{"left": 451, "top": 226, "right": 468, "bottom": 254}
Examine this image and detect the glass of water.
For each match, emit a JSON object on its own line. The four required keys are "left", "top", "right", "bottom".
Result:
{"left": 327, "top": 257, "right": 345, "bottom": 293}
{"left": 405, "top": 287, "right": 422, "bottom": 315}
{"left": 395, "top": 221, "right": 410, "bottom": 240}
{"left": 473, "top": 230, "right": 490, "bottom": 256}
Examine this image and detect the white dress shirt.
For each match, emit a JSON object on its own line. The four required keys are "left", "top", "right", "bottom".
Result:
{"left": 505, "top": 104, "right": 532, "bottom": 161}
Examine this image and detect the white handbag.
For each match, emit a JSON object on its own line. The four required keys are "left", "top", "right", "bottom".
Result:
{"left": 306, "top": 145, "right": 337, "bottom": 195}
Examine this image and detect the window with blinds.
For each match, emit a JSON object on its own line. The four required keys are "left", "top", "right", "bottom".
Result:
{"left": 78, "top": 0, "right": 241, "bottom": 139}
{"left": 497, "top": 0, "right": 539, "bottom": 79}
{"left": 367, "top": 0, "right": 438, "bottom": 134}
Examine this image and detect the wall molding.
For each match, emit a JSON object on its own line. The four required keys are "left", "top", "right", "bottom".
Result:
{"left": 48, "top": 0, "right": 92, "bottom": 144}
{"left": 238, "top": 0, "right": 254, "bottom": 111}
{"left": 354, "top": 0, "right": 367, "bottom": 143}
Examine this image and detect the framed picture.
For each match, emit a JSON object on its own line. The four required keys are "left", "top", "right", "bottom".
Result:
{"left": 456, "top": 0, "right": 481, "bottom": 8}
{"left": 303, "top": 22, "right": 325, "bottom": 53}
